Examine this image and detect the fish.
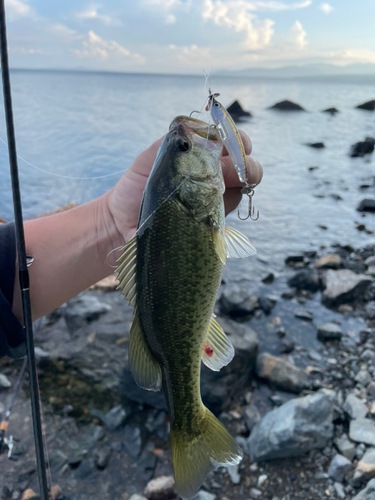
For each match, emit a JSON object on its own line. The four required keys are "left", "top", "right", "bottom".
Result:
{"left": 116, "top": 115, "right": 256, "bottom": 498}
{"left": 206, "top": 91, "right": 248, "bottom": 185}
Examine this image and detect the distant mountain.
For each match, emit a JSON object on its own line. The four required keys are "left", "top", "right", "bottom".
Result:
{"left": 220, "top": 63, "right": 375, "bottom": 79}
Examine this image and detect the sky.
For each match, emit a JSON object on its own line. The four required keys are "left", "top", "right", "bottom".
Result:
{"left": 4, "top": 0, "right": 375, "bottom": 74}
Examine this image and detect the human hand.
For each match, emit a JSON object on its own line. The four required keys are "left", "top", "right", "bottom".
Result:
{"left": 104, "top": 130, "right": 263, "bottom": 246}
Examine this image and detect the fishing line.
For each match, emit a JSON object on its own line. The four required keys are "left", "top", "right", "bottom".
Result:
{"left": 0, "top": 136, "right": 129, "bottom": 180}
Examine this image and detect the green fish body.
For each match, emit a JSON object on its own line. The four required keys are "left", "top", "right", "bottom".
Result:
{"left": 116, "top": 116, "right": 256, "bottom": 498}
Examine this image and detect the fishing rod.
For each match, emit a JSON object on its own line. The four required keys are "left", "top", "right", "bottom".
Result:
{"left": 0, "top": 2, "right": 49, "bottom": 499}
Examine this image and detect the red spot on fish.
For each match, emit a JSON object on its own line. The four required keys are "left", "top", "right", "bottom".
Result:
{"left": 204, "top": 344, "right": 214, "bottom": 357}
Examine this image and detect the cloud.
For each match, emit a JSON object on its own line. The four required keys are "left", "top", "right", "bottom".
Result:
{"left": 338, "top": 48, "right": 375, "bottom": 65}
{"left": 319, "top": 3, "right": 334, "bottom": 14}
{"left": 202, "top": 0, "right": 276, "bottom": 49}
{"left": 76, "top": 6, "right": 122, "bottom": 26}
{"left": 73, "top": 30, "right": 145, "bottom": 65}
{"left": 5, "top": 0, "right": 35, "bottom": 20}
{"left": 141, "top": 0, "right": 192, "bottom": 24}
{"left": 291, "top": 20, "right": 307, "bottom": 48}
{"left": 49, "top": 24, "right": 82, "bottom": 43}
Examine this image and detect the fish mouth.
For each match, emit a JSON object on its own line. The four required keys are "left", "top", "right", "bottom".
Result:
{"left": 170, "top": 115, "right": 220, "bottom": 142}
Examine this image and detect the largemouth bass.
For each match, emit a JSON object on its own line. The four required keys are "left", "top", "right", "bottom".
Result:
{"left": 116, "top": 116, "right": 256, "bottom": 498}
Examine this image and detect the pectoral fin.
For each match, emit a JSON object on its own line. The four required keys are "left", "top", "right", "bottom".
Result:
{"left": 225, "top": 226, "right": 257, "bottom": 259}
{"left": 212, "top": 228, "right": 226, "bottom": 265}
{"left": 202, "top": 316, "right": 234, "bottom": 371}
{"left": 116, "top": 236, "right": 137, "bottom": 306}
{"left": 129, "top": 310, "right": 162, "bottom": 392}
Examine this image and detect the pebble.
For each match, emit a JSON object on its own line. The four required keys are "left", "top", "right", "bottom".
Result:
{"left": 327, "top": 454, "right": 352, "bottom": 482}
{"left": 321, "top": 269, "right": 373, "bottom": 307}
{"left": 249, "top": 488, "right": 262, "bottom": 499}
{"left": 242, "top": 404, "right": 261, "bottom": 432}
{"left": 343, "top": 393, "right": 368, "bottom": 419}
{"left": 277, "top": 340, "right": 295, "bottom": 354}
{"left": 144, "top": 476, "right": 176, "bottom": 500}
{"left": 308, "top": 350, "right": 323, "bottom": 362}
{"left": 356, "top": 443, "right": 366, "bottom": 460}
{"left": 355, "top": 369, "right": 372, "bottom": 387}
{"left": 194, "top": 492, "right": 216, "bottom": 500}
{"left": 94, "top": 447, "right": 112, "bottom": 470}
{"left": 334, "top": 435, "right": 356, "bottom": 461}
{"left": 0, "top": 373, "right": 11, "bottom": 388}
{"left": 103, "top": 405, "right": 129, "bottom": 430}
{"left": 255, "top": 352, "right": 310, "bottom": 393}
{"left": 350, "top": 419, "right": 375, "bottom": 446}
{"left": 227, "top": 464, "right": 241, "bottom": 484}
{"left": 317, "top": 323, "right": 343, "bottom": 342}
{"left": 257, "top": 474, "right": 267, "bottom": 487}
{"left": 315, "top": 254, "right": 342, "bottom": 269}
{"left": 276, "top": 327, "right": 286, "bottom": 338}
{"left": 294, "top": 309, "right": 313, "bottom": 321}
{"left": 351, "top": 447, "right": 375, "bottom": 487}
{"left": 123, "top": 425, "right": 143, "bottom": 458}
{"left": 21, "top": 491, "right": 37, "bottom": 500}
{"left": 334, "top": 482, "right": 346, "bottom": 499}
{"left": 129, "top": 495, "right": 148, "bottom": 500}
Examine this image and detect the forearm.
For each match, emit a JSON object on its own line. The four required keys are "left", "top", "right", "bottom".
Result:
{"left": 12, "top": 190, "right": 123, "bottom": 322}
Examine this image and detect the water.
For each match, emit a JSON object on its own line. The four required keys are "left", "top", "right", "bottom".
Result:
{"left": 0, "top": 70, "right": 374, "bottom": 281}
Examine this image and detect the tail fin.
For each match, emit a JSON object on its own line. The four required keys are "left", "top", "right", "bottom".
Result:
{"left": 171, "top": 406, "right": 243, "bottom": 499}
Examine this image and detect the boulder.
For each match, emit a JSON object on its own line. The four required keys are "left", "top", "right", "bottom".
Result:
{"left": 357, "top": 199, "right": 375, "bottom": 212}
{"left": 307, "top": 142, "right": 325, "bottom": 148}
{"left": 248, "top": 392, "right": 334, "bottom": 461}
{"left": 268, "top": 100, "right": 305, "bottom": 111}
{"left": 350, "top": 137, "right": 375, "bottom": 157}
{"left": 352, "top": 479, "right": 375, "bottom": 500}
{"left": 219, "top": 286, "right": 258, "bottom": 316}
{"left": 285, "top": 253, "right": 304, "bottom": 265}
{"left": 242, "top": 404, "right": 261, "bottom": 432}
{"left": 287, "top": 270, "right": 321, "bottom": 292}
{"left": 323, "top": 107, "right": 339, "bottom": 115}
{"left": 315, "top": 254, "right": 341, "bottom": 269}
{"left": 321, "top": 269, "right": 373, "bottom": 307}
{"left": 255, "top": 352, "right": 310, "bottom": 393}
{"left": 343, "top": 394, "right": 368, "bottom": 420}
{"left": 317, "top": 323, "right": 343, "bottom": 342}
{"left": 349, "top": 419, "right": 375, "bottom": 446}
{"left": 352, "top": 448, "right": 375, "bottom": 487}
{"left": 226, "top": 100, "right": 252, "bottom": 122}
{"left": 356, "top": 100, "right": 375, "bottom": 111}
{"left": 327, "top": 454, "right": 352, "bottom": 482}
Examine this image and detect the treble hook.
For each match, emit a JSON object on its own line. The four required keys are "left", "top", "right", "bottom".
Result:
{"left": 238, "top": 184, "right": 260, "bottom": 221}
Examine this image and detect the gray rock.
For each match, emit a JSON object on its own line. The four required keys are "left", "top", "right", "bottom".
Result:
{"left": 357, "top": 199, "right": 375, "bottom": 211}
{"left": 327, "top": 454, "right": 352, "bottom": 482}
{"left": 261, "top": 272, "right": 275, "bottom": 284}
{"left": 352, "top": 447, "right": 375, "bottom": 487}
{"left": 242, "top": 405, "right": 261, "bottom": 432}
{"left": 365, "top": 301, "right": 375, "bottom": 319}
{"left": 129, "top": 495, "right": 148, "bottom": 500}
{"left": 249, "top": 488, "right": 262, "bottom": 499}
{"left": 194, "top": 492, "right": 216, "bottom": 500}
{"left": 219, "top": 286, "right": 258, "bottom": 316}
{"left": 227, "top": 464, "right": 241, "bottom": 484}
{"left": 343, "top": 394, "right": 368, "bottom": 420}
{"left": 308, "top": 350, "right": 323, "bottom": 362}
{"left": 368, "top": 381, "right": 375, "bottom": 396}
{"left": 357, "top": 443, "right": 367, "bottom": 460}
{"left": 361, "top": 349, "right": 375, "bottom": 364}
{"left": 322, "top": 269, "right": 373, "bottom": 307}
{"left": 334, "top": 435, "right": 356, "bottom": 461}
{"left": 355, "top": 369, "right": 372, "bottom": 387}
{"left": 294, "top": 309, "right": 313, "bottom": 321}
{"left": 248, "top": 392, "right": 334, "bottom": 462}
{"left": 123, "top": 425, "right": 143, "bottom": 458}
{"left": 315, "top": 254, "right": 342, "bottom": 269}
{"left": 334, "top": 482, "right": 346, "bottom": 499}
{"left": 94, "top": 447, "right": 112, "bottom": 470}
{"left": 287, "top": 270, "right": 321, "bottom": 292}
{"left": 350, "top": 419, "right": 375, "bottom": 446}
{"left": 103, "top": 405, "right": 129, "bottom": 431}
{"left": 269, "top": 100, "right": 305, "bottom": 112}
{"left": 144, "top": 476, "right": 176, "bottom": 500}
{"left": 0, "top": 374, "right": 11, "bottom": 389}
{"left": 255, "top": 352, "right": 310, "bottom": 393}
{"left": 64, "top": 294, "right": 111, "bottom": 331}
{"left": 317, "top": 323, "right": 343, "bottom": 342}
{"left": 351, "top": 138, "right": 375, "bottom": 158}
{"left": 352, "top": 479, "right": 375, "bottom": 500}
{"left": 258, "top": 296, "right": 275, "bottom": 315}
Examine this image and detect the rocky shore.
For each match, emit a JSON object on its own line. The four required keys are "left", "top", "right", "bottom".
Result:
{"left": 1, "top": 239, "right": 375, "bottom": 500}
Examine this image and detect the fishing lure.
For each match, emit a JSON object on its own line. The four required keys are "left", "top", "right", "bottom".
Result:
{"left": 206, "top": 90, "right": 259, "bottom": 221}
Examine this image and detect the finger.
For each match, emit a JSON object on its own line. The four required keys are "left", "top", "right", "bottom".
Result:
{"left": 222, "top": 155, "right": 263, "bottom": 189}
{"left": 224, "top": 188, "right": 242, "bottom": 216}
{"left": 222, "top": 130, "right": 252, "bottom": 157}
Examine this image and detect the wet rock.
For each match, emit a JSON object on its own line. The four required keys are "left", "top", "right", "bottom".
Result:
{"left": 242, "top": 404, "right": 261, "bottom": 432}
{"left": 277, "top": 339, "right": 295, "bottom": 354}
{"left": 352, "top": 479, "right": 375, "bottom": 500}
{"left": 294, "top": 309, "right": 313, "bottom": 321}
{"left": 219, "top": 286, "right": 258, "bottom": 316}
{"left": 2, "top": 486, "right": 12, "bottom": 500}
{"left": 350, "top": 137, "right": 375, "bottom": 157}
{"left": 315, "top": 254, "right": 342, "bottom": 269}
{"left": 129, "top": 495, "right": 148, "bottom": 500}
{"left": 248, "top": 392, "right": 334, "bottom": 461}
{"left": 227, "top": 464, "right": 240, "bottom": 484}
{"left": 357, "top": 199, "right": 375, "bottom": 212}
{"left": 334, "top": 483, "right": 345, "bottom": 499}
{"left": 268, "top": 100, "right": 305, "bottom": 111}
{"left": 76, "top": 459, "right": 94, "bottom": 479}
{"left": 355, "top": 369, "right": 372, "bottom": 387}
{"left": 349, "top": 419, "right": 375, "bottom": 446}
{"left": 256, "top": 353, "right": 309, "bottom": 393}
{"left": 365, "top": 301, "right": 375, "bottom": 319}
{"left": 258, "top": 296, "right": 274, "bottom": 315}
{"left": 195, "top": 492, "right": 216, "bottom": 500}
{"left": 307, "top": 142, "right": 325, "bottom": 148}
{"left": 287, "top": 270, "right": 320, "bottom": 292}
{"left": 138, "top": 453, "right": 158, "bottom": 482}
{"left": 327, "top": 454, "right": 352, "bottom": 482}
{"left": 285, "top": 253, "right": 304, "bottom": 265}
{"left": 323, "top": 107, "right": 339, "bottom": 115}
{"left": 94, "top": 447, "right": 112, "bottom": 470}
{"left": 49, "top": 450, "right": 68, "bottom": 471}
{"left": 334, "top": 435, "right": 356, "bottom": 461}
{"left": 261, "top": 272, "right": 275, "bottom": 284}
{"left": 144, "top": 476, "right": 176, "bottom": 500}
{"left": 356, "top": 100, "right": 375, "bottom": 111}
{"left": 317, "top": 323, "right": 343, "bottom": 342}
{"left": 351, "top": 447, "right": 375, "bottom": 487}
{"left": 367, "top": 381, "right": 375, "bottom": 396}
{"left": 343, "top": 394, "right": 368, "bottom": 420}
{"left": 0, "top": 374, "right": 11, "bottom": 389}
{"left": 103, "top": 405, "right": 129, "bottom": 430}
{"left": 249, "top": 488, "right": 262, "bottom": 499}
{"left": 357, "top": 443, "right": 367, "bottom": 461}
{"left": 321, "top": 269, "right": 373, "bottom": 307}
{"left": 227, "top": 100, "right": 251, "bottom": 121}
{"left": 64, "top": 294, "right": 111, "bottom": 331}
{"left": 123, "top": 425, "right": 143, "bottom": 458}
{"left": 276, "top": 327, "right": 286, "bottom": 338}
{"left": 361, "top": 348, "right": 375, "bottom": 364}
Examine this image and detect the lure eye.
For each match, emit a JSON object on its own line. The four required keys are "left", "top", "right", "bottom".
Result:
{"left": 214, "top": 102, "right": 220, "bottom": 108}
{"left": 176, "top": 138, "right": 190, "bottom": 152}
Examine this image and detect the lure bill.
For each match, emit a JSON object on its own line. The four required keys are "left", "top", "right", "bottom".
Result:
{"left": 206, "top": 90, "right": 248, "bottom": 184}
{"left": 116, "top": 115, "right": 256, "bottom": 498}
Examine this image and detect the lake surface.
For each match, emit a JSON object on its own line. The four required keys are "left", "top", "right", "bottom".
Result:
{"left": 0, "top": 70, "right": 374, "bottom": 281}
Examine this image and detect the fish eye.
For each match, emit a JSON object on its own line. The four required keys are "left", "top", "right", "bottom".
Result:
{"left": 214, "top": 102, "right": 220, "bottom": 108}
{"left": 176, "top": 138, "right": 190, "bottom": 152}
